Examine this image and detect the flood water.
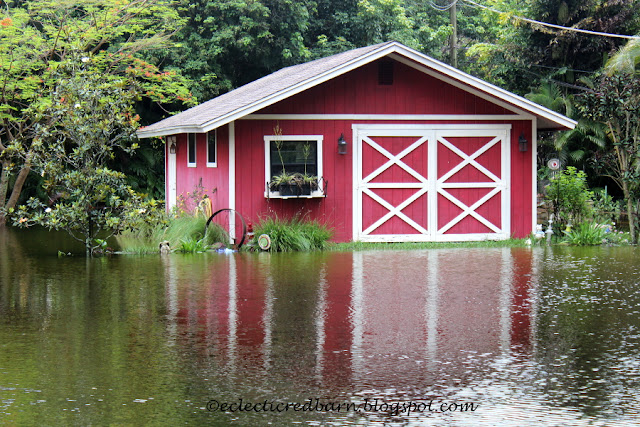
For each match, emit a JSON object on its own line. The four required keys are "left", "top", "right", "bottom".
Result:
{"left": 1, "top": 229, "right": 640, "bottom": 426}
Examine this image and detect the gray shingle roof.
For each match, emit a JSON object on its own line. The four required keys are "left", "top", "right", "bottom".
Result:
{"left": 137, "top": 41, "right": 575, "bottom": 138}
{"left": 138, "top": 42, "right": 395, "bottom": 137}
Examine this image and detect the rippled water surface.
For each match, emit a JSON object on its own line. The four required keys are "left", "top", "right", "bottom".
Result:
{"left": 1, "top": 229, "right": 640, "bottom": 425}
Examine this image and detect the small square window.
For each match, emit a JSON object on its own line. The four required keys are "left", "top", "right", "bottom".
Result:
{"left": 207, "top": 131, "right": 217, "bottom": 167}
{"left": 187, "top": 133, "right": 197, "bottom": 167}
{"left": 264, "top": 135, "right": 323, "bottom": 197}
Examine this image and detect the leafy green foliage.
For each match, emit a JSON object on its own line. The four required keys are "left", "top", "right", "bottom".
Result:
{"left": 253, "top": 214, "right": 333, "bottom": 252}
{"left": 577, "top": 72, "right": 640, "bottom": 242}
{"left": 9, "top": 61, "right": 167, "bottom": 254}
{"left": 545, "top": 166, "right": 593, "bottom": 232}
{"left": 0, "top": 0, "right": 195, "bottom": 226}
{"left": 562, "top": 222, "right": 607, "bottom": 246}
{"left": 178, "top": 237, "right": 210, "bottom": 253}
{"left": 591, "top": 189, "right": 622, "bottom": 224}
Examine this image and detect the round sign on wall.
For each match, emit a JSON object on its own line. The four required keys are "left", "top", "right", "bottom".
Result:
{"left": 547, "top": 158, "right": 561, "bottom": 170}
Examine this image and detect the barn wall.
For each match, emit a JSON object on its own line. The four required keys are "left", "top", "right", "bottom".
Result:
{"left": 233, "top": 118, "right": 533, "bottom": 242}
{"left": 172, "top": 126, "right": 230, "bottom": 214}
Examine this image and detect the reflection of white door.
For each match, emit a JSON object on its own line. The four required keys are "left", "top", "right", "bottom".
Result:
{"left": 167, "top": 137, "right": 177, "bottom": 211}
{"left": 353, "top": 124, "right": 511, "bottom": 242}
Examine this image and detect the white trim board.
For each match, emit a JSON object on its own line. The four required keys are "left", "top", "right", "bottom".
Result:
{"left": 166, "top": 136, "right": 177, "bottom": 211}
{"left": 229, "top": 122, "right": 236, "bottom": 242}
{"left": 245, "top": 114, "right": 531, "bottom": 121}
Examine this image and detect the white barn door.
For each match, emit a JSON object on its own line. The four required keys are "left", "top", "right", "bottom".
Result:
{"left": 353, "top": 124, "right": 510, "bottom": 242}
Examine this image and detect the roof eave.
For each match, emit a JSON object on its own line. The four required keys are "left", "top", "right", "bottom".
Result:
{"left": 136, "top": 41, "right": 576, "bottom": 138}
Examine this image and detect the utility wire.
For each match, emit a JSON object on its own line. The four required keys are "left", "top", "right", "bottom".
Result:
{"left": 464, "top": 0, "right": 640, "bottom": 40}
{"left": 428, "top": 0, "right": 458, "bottom": 12}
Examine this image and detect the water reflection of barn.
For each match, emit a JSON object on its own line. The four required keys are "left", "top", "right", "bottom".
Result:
{"left": 165, "top": 249, "right": 534, "bottom": 389}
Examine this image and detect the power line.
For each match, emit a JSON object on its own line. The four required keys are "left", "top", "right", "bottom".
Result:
{"left": 464, "top": 0, "right": 640, "bottom": 40}
{"left": 428, "top": 0, "right": 458, "bottom": 12}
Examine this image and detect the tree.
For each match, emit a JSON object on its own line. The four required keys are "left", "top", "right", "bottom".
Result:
{"left": 0, "top": 0, "right": 194, "bottom": 227}
{"left": 11, "top": 58, "right": 166, "bottom": 255}
{"left": 577, "top": 73, "right": 640, "bottom": 243}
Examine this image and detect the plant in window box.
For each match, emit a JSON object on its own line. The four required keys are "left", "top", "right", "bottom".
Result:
{"left": 270, "top": 171, "right": 298, "bottom": 195}
{"left": 300, "top": 173, "right": 319, "bottom": 195}
{"left": 299, "top": 142, "right": 319, "bottom": 195}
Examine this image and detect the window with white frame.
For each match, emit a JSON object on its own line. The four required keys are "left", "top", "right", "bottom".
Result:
{"left": 207, "top": 130, "right": 217, "bottom": 167}
{"left": 187, "top": 133, "right": 196, "bottom": 167}
{"left": 264, "top": 135, "right": 323, "bottom": 196}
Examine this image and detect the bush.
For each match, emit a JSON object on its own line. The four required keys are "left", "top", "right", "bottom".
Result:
{"left": 562, "top": 222, "right": 607, "bottom": 246}
{"left": 545, "top": 166, "right": 593, "bottom": 232}
{"left": 252, "top": 215, "right": 333, "bottom": 252}
{"left": 591, "top": 189, "right": 622, "bottom": 224}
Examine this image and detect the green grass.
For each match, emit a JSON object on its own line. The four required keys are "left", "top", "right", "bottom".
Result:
{"left": 178, "top": 237, "right": 210, "bottom": 253}
{"left": 115, "top": 215, "right": 229, "bottom": 253}
{"left": 329, "top": 238, "right": 530, "bottom": 251}
{"left": 252, "top": 215, "right": 333, "bottom": 252}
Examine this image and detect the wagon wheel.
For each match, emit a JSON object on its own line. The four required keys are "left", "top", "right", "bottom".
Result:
{"left": 205, "top": 208, "right": 247, "bottom": 249}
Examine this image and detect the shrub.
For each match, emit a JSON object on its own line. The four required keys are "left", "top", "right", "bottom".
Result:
{"left": 591, "top": 189, "right": 622, "bottom": 224}
{"left": 178, "top": 237, "right": 210, "bottom": 253}
{"left": 562, "top": 222, "right": 607, "bottom": 246}
{"left": 252, "top": 215, "right": 333, "bottom": 252}
{"left": 545, "top": 167, "right": 593, "bottom": 233}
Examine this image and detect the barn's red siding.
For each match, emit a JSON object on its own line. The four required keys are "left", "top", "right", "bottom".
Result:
{"left": 260, "top": 60, "right": 512, "bottom": 116}
{"left": 170, "top": 126, "right": 230, "bottom": 214}
{"left": 170, "top": 57, "right": 535, "bottom": 242}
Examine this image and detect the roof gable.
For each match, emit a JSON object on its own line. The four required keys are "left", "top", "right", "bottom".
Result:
{"left": 138, "top": 41, "right": 576, "bottom": 138}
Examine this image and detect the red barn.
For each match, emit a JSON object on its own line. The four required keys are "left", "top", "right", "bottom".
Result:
{"left": 138, "top": 41, "right": 575, "bottom": 243}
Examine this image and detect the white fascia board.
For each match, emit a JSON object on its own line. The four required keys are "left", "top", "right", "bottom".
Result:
{"left": 387, "top": 48, "right": 577, "bottom": 130}
{"left": 137, "top": 125, "right": 204, "bottom": 139}
{"left": 245, "top": 114, "right": 529, "bottom": 121}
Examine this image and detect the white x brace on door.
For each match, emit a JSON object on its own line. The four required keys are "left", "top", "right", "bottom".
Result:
{"left": 353, "top": 124, "right": 511, "bottom": 242}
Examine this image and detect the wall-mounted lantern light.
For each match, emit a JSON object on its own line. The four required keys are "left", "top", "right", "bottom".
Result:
{"left": 337, "top": 133, "right": 347, "bottom": 155}
{"left": 168, "top": 136, "right": 177, "bottom": 154}
{"left": 519, "top": 132, "right": 528, "bottom": 152}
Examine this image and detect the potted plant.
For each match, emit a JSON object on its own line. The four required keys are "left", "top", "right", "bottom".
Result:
{"left": 298, "top": 142, "right": 318, "bottom": 195}
{"left": 270, "top": 171, "right": 299, "bottom": 196}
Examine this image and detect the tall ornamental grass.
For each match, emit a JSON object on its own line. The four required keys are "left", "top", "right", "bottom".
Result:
{"left": 115, "top": 215, "right": 228, "bottom": 253}
{"left": 253, "top": 215, "right": 333, "bottom": 252}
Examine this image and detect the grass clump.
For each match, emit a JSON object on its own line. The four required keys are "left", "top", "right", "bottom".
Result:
{"left": 252, "top": 215, "right": 333, "bottom": 252}
{"left": 562, "top": 221, "right": 631, "bottom": 246}
{"left": 562, "top": 222, "right": 607, "bottom": 245}
{"left": 178, "top": 237, "right": 210, "bottom": 253}
{"left": 115, "top": 215, "right": 229, "bottom": 253}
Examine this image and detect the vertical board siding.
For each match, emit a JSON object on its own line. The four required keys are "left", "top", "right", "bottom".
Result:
{"left": 233, "top": 118, "right": 531, "bottom": 242}
{"left": 174, "top": 126, "right": 230, "bottom": 215}
{"left": 259, "top": 60, "right": 511, "bottom": 116}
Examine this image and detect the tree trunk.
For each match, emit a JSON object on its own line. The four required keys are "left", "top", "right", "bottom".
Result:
{"left": 0, "top": 160, "right": 10, "bottom": 227}
{"left": 623, "top": 181, "right": 637, "bottom": 244}
{"left": 450, "top": 2, "right": 457, "bottom": 68}
{"left": 2, "top": 164, "right": 31, "bottom": 225}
